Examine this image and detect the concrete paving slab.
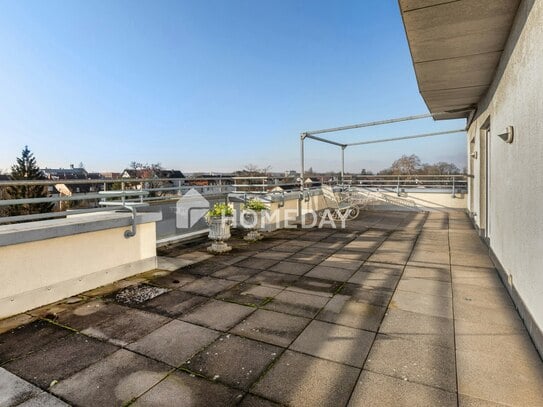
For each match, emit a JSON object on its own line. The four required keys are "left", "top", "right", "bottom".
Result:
{"left": 397, "top": 278, "right": 452, "bottom": 298}
{"left": 184, "top": 334, "right": 281, "bottom": 390}
{"left": 236, "top": 258, "right": 280, "bottom": 270}
{"left": 182, "top": 260, "right": 231, "bottom": 276}
{"left": 176, "top": 251, "right": 213, "bottom": 262}
{"left": 285, "top": 276, "right": 343, "bottom": 297}
{"left": 217, "top": 283, "right": 281, "bottom": 306}
{"left": 252, "top": 350, "right": 359, "bottom": 407}
{"left": 304, "top": 242, "right": 340, "bottom": 252}
{"left": 263, "top": 290, "right": 329, "bottom": 318}
{"left": 453, "top": 300, "right": 525, "bottom": 331}
{"left": 252, "top": 250, "right": 292, "bottom": 260}
{"left": 287, "top": 250, "right": 329, "bottom": 265}
{"left": 339, "top": 283, "right": 394, "bottom": 307}
{"left": 17, "top": 391, "right": 70, "bottom": 407}
{"left": 409, "top": 249, "right": 450, "bottom": 265}
{"left": 246, "top": 270, "right": 300, "bottom": 289}
{"left": 404, "top": 265, "right": 451, "bottom": 282}
{"left": 347, "top": 270, "right": 400, "bottom": 290}
{"left": 365, "top": 333, "right": 457, "bottom": 392}
{"left": 390, "top": 289, "right": 453, "bottom": 319}
{"left": 316, "top": 294, "right": 386, "bottom": 332}
{"left": 211, "top": 265, "right": 261, "bottom": 282}
{"left": 180, "top": 299, "right": 255, "bottom": 331}
{"left": 269, "top": 260, "right": 314, "bottom": 276}
{"left": 332, "top": 250, "right": 371, "bottom": 261}
{"left": 450, "top": 252, "right": 494, "bottom": 268}
{"left": 305, "top": 265, "right": 356, "bottom": 282}
{"left": 453, "top": 283, "right": 514, "bottom": 310}
{"left": 290, "top": 320, "right": 374, "bottom": 367}
{"left": 4, "top": 333, "right": 118, "bottom": 389}
{"left": 141, "top": 290, "right": 207, "bottom": 317}
{"left": 380, "top": 308, "right": 454, "bottom": 349}
{"left": 0, "top": 319, "right": 72, "bottom": 364}
{"left": 319, "top": 256, "right": 364, "bottom": 271}
{"left": 148, "top": 269, "right": 197, "bottom": 289}
{"left": 0, "top": 368, "right": 43, "bottom": 406}
{"left": 156, "top": 256, "right": 194, "bottom": 271}
{"left": 348, "top": 369, "right": 457, "bottom": 407}
{"left": 239, "top": 394, "right": 281, "bottom": 407}
{"left": 133, "top": 370, "right": 244, "bottom": 406}
{"left": 456, "top": 346, "right": 543, "bottom": 406}
{"left": 79, "top": 306, "right": 170, "bottom": 346}
{"left": 179, "top": 277, "right": 238, "bottom": 297}
{"left": 127, "top": 320, "right": 220, "bottom": 366}
{"left": 458, "top": 394, "right": 509, "bottom": 406}
{"left": 51, "top": 349, "right": 171, "bottom": 407}
{"left": 360, "top": 261, "right": 404, "bottom": 275}
{"left": 452, "top": 272, "right": 504, "bottom": 289}
{"left": 368, "top": 250, "right": 410, "bottom": 265}
{"left": 455, "top": 319, "right": 542, "bottom": 364}
{"left": 230, "top": 309, "right": 309, "bottom": 347}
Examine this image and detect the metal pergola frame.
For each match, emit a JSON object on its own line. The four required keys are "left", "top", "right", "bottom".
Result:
{"left": 299, "top": 112, "right": 467, "bottom": 191}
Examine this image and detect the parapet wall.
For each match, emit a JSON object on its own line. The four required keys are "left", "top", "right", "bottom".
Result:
{"left": 0, "top": 212, "right": 161, "bottom": 319}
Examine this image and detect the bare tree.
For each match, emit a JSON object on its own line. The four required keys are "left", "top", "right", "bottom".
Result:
{"left": 390, "top": 154, "right": 421, "bottom": 175}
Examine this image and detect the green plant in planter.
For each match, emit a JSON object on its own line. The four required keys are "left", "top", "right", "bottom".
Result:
{"left": 243, "top": 199, "right": 268, "bottom": 212}
{"left": 207, "top": 202, "right": 233, "bottom": 218}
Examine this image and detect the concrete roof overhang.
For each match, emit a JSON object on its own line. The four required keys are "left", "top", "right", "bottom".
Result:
{"left": 399, "top": 0, "right": 521, "bottom": 120}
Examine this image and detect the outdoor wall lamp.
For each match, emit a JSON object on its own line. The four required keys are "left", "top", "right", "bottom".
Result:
{"left": 470, "top": 151, "right": 478, "bottom": 159}
{"left": 497, "top": 126, "right": 514, "bottom": 143}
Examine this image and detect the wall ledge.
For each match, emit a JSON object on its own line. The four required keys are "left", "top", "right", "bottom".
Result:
{"left": 0, "top": 211, "right": 162, "bottom": 247}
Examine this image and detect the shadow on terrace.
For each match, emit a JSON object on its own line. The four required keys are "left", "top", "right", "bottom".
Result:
{"left": 1, "top": 210, "right": 542, "bottom": 406}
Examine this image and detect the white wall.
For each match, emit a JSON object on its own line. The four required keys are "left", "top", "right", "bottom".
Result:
{"left": 0, "top": 215, "right": 158, "bottom": 318}
{"left": 468, "top": 0, "right": 543, "bottom": 337}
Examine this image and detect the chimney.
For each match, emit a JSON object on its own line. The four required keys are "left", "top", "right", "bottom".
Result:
{"left": 70, "top": 164, "right": 74, "bottom": 169}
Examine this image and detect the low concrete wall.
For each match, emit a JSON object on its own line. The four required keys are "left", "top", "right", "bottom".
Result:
{"left": 0, "top": 212, "right": 161, "bottom": 319}
{"left": 380, "top": 191, "right": 467, "bottom": 210}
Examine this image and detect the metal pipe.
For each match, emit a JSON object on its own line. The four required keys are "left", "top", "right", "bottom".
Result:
{"left": 305, "top": 113, "right": 434, "bottom": 135}
{"left": 123, "top": 205, "right": 138, "bottom": 238}
{"left": 345, "top": 129, "right": 465, "bottom": 147}
{"left": 341, "top": 146, "right": 345, "bottom": 186}
{"left": 299, "top": 133, "right": 305, "bottom": 221}
{"left": 304, "top": 109, "right": 473, "bottom": 136}
{"left": 304, "top": 134, "right": 346, "bottom": 147}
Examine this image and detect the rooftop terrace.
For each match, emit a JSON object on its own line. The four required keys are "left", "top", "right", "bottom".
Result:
{"left": 1, "top": 210, "right": 542, "bottom": 406}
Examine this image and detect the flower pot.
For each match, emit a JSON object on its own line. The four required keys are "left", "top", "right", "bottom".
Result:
{"left": 207, "top": 216, "right": 232, "bottom": 253}
{"left": 243, "top": 210, "right": 265, "bottom": 241}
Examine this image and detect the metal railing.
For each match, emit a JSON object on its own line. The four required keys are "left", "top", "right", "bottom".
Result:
{"left": 344, "top": 174, "right": 468, "bottom": 195}
{"left": 0, "top": 177, "right": 233, "bottom": 225}
{"left": 232, "top": 174, "right": 468, "bottom": 195}
{"left": 0, "top": 174, "right": 468, "bottom": 228}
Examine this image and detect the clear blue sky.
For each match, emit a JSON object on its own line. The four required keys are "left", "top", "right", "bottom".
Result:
{"left": 0, "top": 0, "right": 466, "bottom": 174}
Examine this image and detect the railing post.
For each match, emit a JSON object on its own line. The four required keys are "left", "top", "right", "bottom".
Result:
{"left": 397, "top": 176, "right": 400, "bottom": 196}
{"left": 451, "top": 176, "right": 456, "bottom": 197}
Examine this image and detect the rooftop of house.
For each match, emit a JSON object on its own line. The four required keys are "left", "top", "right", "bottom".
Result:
{"left": 1, "top": 210, "right": 542, "bottom": 406}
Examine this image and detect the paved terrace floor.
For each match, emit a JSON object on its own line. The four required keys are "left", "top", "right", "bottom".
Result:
{"left": 1, "top": 210, "right": 542, "bottom": 407}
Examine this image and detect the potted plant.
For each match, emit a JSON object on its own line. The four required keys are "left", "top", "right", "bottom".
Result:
{"left": 242, "top": 198, "right": 268, "bottom": 241}
{"left": 206, "top": 202, "right": 234, "bottom": 253}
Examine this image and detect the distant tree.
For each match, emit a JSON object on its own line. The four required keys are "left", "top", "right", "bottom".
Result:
{"left": 78, "top": 161, "right": 85, "bottom": 169}
{"left": 307, "top": 167, "right": 315, "bottom": 175}
{"left": 236, "top": 164, "right": 272, "bottom": 176}
{"left": 389, "top": 154, "right": 422, "bottom": 175}
{"left": 360, "top": 168, "right": 373, "bottom": 175}
{"left": 5, "top": 146, "right": 53, "bottom": 216}
{"left": 379, "top": 154, "right": 464, "bottom": 176}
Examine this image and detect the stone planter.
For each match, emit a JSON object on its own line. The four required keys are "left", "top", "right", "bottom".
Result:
{"left": 243, "top": 210, "right": 265, "bottom": 241}
{"left": 207, "top": 216, "right": 232, "bottom": 253}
